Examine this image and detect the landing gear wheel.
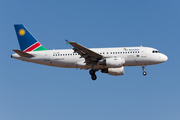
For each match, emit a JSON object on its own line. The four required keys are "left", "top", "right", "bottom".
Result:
{"left": 89, "top": 69, "right": 95, "bottom": 75}
{"left": 91, "top": 74, "right": 97, "bottom": 80}
{"left": 143, "top": 71, "right": 147, "bottom": 76}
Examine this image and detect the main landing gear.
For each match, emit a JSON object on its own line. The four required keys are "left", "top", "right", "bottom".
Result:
{"left": 89, "top": 69, "right": 97, "bottom": 80}
{"left": 142, "top": 66, "right": 147, "bottom": 76}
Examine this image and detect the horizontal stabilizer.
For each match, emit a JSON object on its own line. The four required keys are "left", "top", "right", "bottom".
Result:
{"left": 13, "top": 49, "right": 34, "bottom": 58}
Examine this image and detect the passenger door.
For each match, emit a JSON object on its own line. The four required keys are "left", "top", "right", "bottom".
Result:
{"left": 45, "top": 51, "right": 50, "bottom": 61}
{"left": 141, "top": 47, "right": 147, "bottom": 57}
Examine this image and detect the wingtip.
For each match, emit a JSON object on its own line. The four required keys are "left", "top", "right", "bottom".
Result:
{"left": 65, "top": 39, "right": 70, "bottom": 44}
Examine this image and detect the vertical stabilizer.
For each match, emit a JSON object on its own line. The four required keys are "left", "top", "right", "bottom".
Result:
{"left": 14, "top": 24, "right": 48, "bottom": 52}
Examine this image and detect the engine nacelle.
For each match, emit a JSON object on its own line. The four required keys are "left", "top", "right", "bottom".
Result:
{"left": 101, "top": 67, "right": 124, "bottom": 76}
{"left": 99, "top": 58, "right": 125, "bottom": 68}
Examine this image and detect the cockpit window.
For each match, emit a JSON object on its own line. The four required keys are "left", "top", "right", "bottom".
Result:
{"left": 152, "top": 50, "right": 160, "bottom": 53}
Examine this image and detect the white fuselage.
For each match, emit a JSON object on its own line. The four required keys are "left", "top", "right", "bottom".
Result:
{"left": 11, "top": 46, "right": 168, "bottom": 70}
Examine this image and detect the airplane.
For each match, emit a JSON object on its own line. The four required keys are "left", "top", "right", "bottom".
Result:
{"left": 11, "top": 24, "right": 168, "bottom": 80}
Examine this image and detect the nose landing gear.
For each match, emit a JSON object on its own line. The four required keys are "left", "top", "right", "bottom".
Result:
{"left": 142, "top": 66, "right": 147, "bottom": 76}
{"left": 89, "top": 69, "right": 97, "bottom": 80}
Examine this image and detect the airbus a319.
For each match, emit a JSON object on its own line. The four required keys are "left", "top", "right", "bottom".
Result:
{"left": 11, "top": 24, "right": 168, "bottom": 80}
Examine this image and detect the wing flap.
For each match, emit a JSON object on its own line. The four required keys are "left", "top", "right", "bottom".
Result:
{"left": 13, "top": 49, "right": 34, "bottom": 58}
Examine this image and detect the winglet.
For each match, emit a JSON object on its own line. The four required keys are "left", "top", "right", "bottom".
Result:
{"left": 65, "top": 39, "right": 70, "bottom": 44}
{"left": 13, "top": 49, "right": 34, "bottom": 58}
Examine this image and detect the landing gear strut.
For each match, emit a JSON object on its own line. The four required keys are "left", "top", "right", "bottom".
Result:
{"left": 142, "top": 66, "right": 147, "bottom": 76}
{"left": 89, "top": 69, "right": 97, "bottom": 80}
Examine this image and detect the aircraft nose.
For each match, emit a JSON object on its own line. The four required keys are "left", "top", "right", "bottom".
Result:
{"left": 161, "top": 54, "right": 168, "bottom": 62}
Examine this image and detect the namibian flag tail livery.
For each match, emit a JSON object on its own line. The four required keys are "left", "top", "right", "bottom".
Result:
{"left": 14, "top": 24, "right": 48, "bottom": 52}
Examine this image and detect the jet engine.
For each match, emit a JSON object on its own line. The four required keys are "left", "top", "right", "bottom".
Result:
{"left": 99, "top": 58, "right": 125, "bottom": 68}
{"left": 101, "top": 67, "right": 124, "bottom": 76}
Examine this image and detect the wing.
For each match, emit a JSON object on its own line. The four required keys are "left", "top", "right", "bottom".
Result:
{"left": 69, "top": 42, "right": 103, "bottom": 63}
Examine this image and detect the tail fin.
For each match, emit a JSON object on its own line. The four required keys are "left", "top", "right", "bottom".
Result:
{"left": 14, "top": 24, "right": 48, "bottom": 52}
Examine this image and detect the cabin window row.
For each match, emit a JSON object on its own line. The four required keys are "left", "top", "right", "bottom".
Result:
{"left": 53, "top": 51, "right": 140, "bottom": 56}
{"left": 53, "top": 53, "right": 78, "bottom": 56}
{"left": 99, "top": 51, "right": 140, "bottom": 54}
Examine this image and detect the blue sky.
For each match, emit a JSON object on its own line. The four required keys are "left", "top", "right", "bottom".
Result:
{"left": 1, "top": 0, "right": 180, "bottom": 120}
